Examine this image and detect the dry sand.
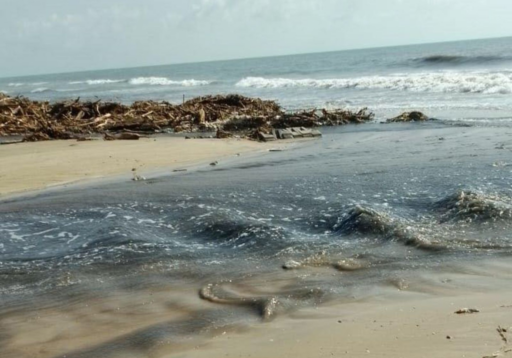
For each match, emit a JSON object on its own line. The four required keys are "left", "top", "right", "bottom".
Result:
{"left": 0, "top": 137, "right": 283, "bottom": 197}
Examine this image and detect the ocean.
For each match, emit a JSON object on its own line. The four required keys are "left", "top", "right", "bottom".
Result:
{"left": 1, "top": 37, "right": 512, "bottom": 124}
{"left": 1, "top": 38, "right": 512, "bottom": 358}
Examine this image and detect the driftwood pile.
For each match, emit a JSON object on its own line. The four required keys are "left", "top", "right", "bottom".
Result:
{"left": 0, "top": 93, "right": 374, "bottom": 141}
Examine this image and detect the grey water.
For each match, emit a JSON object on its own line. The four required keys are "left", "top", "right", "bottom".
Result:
{"left": 1, "top": 37, "right": 512, "bottom": 124}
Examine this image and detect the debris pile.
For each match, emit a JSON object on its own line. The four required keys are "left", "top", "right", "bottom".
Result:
{"left": 387, "top": 111, "right": 431, "bottom": 123}
{"left": 0, "top": 93, "right": 375, "bottom": 141}
{"left": 320, "top": 108, "right": 375, "bottom": 125}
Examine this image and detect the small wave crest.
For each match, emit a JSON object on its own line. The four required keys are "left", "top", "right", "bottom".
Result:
{"left": 30, "top": 87, "right": 52, "bottom": 93}
{"left": 334, "top": 206, "right": 443, "bottom": 251}
{"left": 435, "top": 190, "right": 512, "bottom": 223}
{"left": 128, "top": 77, "right": 211, "bottom": 86}
{"left": 236, "top": 72, "right": 512, "bottom": 94}
{"left": 69, "top": 79, "right": 125, "bottom": 85}
{"left": 194, "top": 218, "right": 289, "bottom": 250}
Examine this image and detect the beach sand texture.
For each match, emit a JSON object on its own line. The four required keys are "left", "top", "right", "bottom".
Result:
{"left": 0, "top": 137, "right": 282, "bottom": 197}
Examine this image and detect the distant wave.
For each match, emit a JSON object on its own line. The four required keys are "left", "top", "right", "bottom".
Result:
{"left": 411, "top": 55, "right": 512, "bottom": 66}
{"left": 31, "top": 87, "right": 53, "bottom": 93}
{"left": 128, "top": 77, "right": 211, "bottom": 86}
{"left": 8, "top": 83, "right": 24, "bottom": 87}
{"left": 30, "top": 87, "right": 78, "bottom": 93}
{"left": 67, "top": 77, "right": 211, "bottom": 86}
{"left": 236, "top": 72, "right": 512, "bottom": 94}
{"left": 69, "top": 79, "right": 126, "bottom": 85}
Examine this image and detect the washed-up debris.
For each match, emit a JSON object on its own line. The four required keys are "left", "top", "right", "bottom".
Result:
{"left": 210, "top": 161, "right": 219, "bottom": 166}
{"left": 0, "top": 139, "right": 23, "bottom": 145}
{"left": 216, "top": 129, "right": 233, "bottom": 139}
{"left": 387, "top": 111, "right": 431, "bottom": 123}
{"left": 320, "top": 108, "right": 375, "bottom": 125}
{"left": 0, "top": 93, "right": 375, "bottom": 141}
{"left": 282, "top": 252, "right": 367, "bottom": 272}
{"left": 276, "top": 128, "right": 294, "bottom": 139}
{"left": 199, "top": 283, "right": 280, "bottom": 321}
{"left": 497, "top": 326, "right": 508, "bottom": 343}
{"left": 455, "top": 308, "right": 480, "bottom": 314}
{"left": 271, "top": 108, "right": 374, "bottom": 128}
{"left": 131, "top": 168, "right": 146, "bottom": 181}
{"left": 257, "top": 131, "right": 278, "bottom": 142}
{"left": 104, "top": 132, "right": 141, "bottom": 141}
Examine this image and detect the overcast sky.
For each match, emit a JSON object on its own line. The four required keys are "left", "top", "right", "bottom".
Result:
{"left": 0, "top": 0, "right": 510, "bottom": 77}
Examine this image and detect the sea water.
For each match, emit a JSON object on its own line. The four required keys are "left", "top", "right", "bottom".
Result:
{"left": 1, "top": 37, "right": 512, "bottom": 124}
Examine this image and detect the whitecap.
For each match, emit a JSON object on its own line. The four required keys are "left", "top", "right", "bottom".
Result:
{"left": 69, "top": 79, "right": 125, "bottom": 85}
{"left": 128, "top": 77, "right": 211, "bottom": 86}
{"left": 236, "top": 71, "right": 512, "bottom": 94}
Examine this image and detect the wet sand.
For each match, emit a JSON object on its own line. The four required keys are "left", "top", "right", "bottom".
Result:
{"left": 187, "top": 283, "right": 512, "bottom": 358}
{"left": 0, "top": 137, "right": 285, "bottom": 197}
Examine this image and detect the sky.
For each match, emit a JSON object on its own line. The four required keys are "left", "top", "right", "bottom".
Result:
{"left": 0, "top": 0, "right": 511, "bottom": 77}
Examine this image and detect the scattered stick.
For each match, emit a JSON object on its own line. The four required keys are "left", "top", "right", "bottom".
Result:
{"left": 455, "top": 308, "right": 480, "bottom": 314}
{"left": 497, "top": 326, "right": 508, "bottom": 344}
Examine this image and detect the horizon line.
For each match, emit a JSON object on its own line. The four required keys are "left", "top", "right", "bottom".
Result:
{"left": 1, "top": 35, "right": 511, "bottom": 80}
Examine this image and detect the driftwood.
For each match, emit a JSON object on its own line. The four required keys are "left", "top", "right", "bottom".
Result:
{"left": 0, "top": 93, "right": 375, "bottom": 141}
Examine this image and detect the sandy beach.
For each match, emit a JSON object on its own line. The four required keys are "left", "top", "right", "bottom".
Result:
{"left": 0, "top": 137, "right": 284, "bottom": 198}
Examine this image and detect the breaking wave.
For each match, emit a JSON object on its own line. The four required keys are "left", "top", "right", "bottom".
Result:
{"left": 412, "top": 55, "right": 512, "bottom": 66}
{"left": 128, "top": 77, "right": 211, "bottom": 86}
{"left": 69, "top": 79, "right": 125, "bottom": 85}
{"left": 236, "top": 72, "right": 512, "bottom": 94}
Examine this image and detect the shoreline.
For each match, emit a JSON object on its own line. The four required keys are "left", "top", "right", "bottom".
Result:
{"left": 1, "top": 123, "right": 512, "bottom": 358}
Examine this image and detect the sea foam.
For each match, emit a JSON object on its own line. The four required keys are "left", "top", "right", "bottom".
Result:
{"left": 236, "top": 71, "right": 512, "bottom": 94}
